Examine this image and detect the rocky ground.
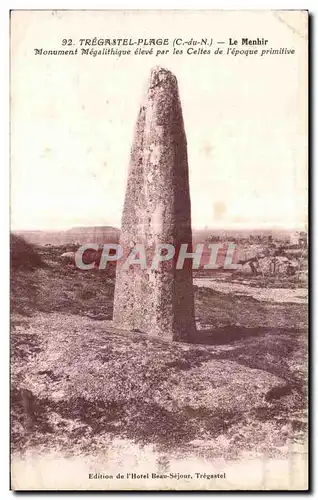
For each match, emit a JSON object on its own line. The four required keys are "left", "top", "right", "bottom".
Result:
{"left": 10, "top": 244, "right": 308, "bottom": 489}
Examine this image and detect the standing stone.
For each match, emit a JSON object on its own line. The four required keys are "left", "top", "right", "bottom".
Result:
{"left": 113, "top": 67, "right": 196, "bottom": 342}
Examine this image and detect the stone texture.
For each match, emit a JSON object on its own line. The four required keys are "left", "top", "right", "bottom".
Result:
{"left": 113, "top": 67, "right": 196, "bottom": 342}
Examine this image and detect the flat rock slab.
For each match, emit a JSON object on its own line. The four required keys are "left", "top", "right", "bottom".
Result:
{"left": 13, "top": 313, "right": 287, "bottom": 418}
{"left": 11, "top": 311, "right": 306, "bottom": 466}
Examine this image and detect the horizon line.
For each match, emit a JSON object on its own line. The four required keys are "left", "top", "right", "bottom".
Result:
{"left": 11, "top": 224, "right": 307, "bottom": 233}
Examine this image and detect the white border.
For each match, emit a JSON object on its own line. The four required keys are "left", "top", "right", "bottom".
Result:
{"left": 2, "top": 1, "right": 314, "bottom": 498}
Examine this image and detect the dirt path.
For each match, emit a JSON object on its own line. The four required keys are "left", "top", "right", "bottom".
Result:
{"left": 194, "top": 278, "right": 307, "bottom": 304}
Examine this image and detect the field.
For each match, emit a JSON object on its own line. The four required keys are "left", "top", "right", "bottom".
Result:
{"left": 11, "top": 242, "right": 308, "bottom": 490}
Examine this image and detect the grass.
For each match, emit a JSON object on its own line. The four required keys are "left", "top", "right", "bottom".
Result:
{"left": 11, "top": 244, "right": 307, "bottom": 463}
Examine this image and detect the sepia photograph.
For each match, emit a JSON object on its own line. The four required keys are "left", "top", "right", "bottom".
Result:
{"left": 10, "top": 10, "right": 308, "bottom": 490}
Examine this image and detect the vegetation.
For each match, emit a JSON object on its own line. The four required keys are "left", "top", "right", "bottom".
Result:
{"left": 11, "top": 244, "right": 307, "bottom": 463}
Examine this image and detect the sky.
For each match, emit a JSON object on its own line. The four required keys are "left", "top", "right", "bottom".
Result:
{"left": 10, "top": 10, "right": 308, "bottom": 231}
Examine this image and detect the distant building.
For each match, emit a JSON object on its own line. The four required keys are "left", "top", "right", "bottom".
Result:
{"left": 300, "top": 231, "right": 308, "bottom": 246}
{"left": 290, "top": 231, "right": 300, "bottom": 245}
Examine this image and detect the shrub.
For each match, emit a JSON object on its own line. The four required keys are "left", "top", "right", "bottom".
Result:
{"left": 10, "top": 234, "right": 44, "bottom": 271}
